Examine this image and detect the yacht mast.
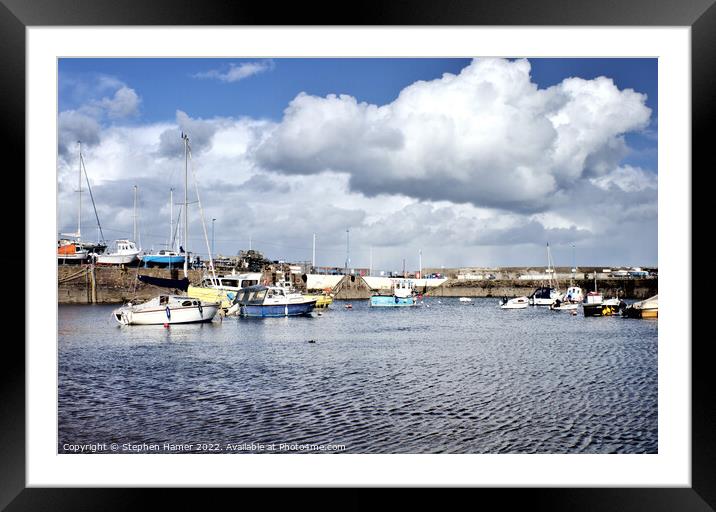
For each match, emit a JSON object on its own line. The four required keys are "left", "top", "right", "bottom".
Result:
{"left": 133, "top": 185, "right": 138, "bottom": 242}
{"left": 77, "top": 141, "right": 82, "bottom": 241}
{"left": 182, "top": 133, "right": 189, "bottom": 277}
{"left": 169, "top": 188, "right": 173, "bottom": 250}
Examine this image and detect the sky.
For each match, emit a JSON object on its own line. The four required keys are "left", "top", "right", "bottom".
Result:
{"left": 57, "top": 58, "right": 658, "bottom": 271}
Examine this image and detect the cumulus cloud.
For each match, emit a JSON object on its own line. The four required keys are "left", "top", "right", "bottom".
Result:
{"left": 255, "top": 58, "right": 651, "bottom": 213}
{"left": 193, "top": 60, "right": 275, "bottom": 82}
{"left": 591, "top": 165, "right": 657, "bottom": 192}
{"left": 157, "top": 110, "right": 222, "bottom": 157}
{"left": 97, "top": 86, "right": 141, "bottom": 119}
{"left": 58, "top": 75, "right": 142, "bottom": 155}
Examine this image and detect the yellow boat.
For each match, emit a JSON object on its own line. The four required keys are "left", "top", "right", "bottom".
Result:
{"left": 186, "top": 272, "right": 263, "bottom": 309}
{"left": 304, "top": 292, "right": 334, "bottom": 308}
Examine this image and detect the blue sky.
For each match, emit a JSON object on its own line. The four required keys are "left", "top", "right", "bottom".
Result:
{"left": 57, "top": 58, "right": 658, "bottom": 268}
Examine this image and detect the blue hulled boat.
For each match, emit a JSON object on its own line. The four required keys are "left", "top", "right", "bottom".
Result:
{"left": 369, "top": 279, "right": 420, "bottom": 307}
{"left": 228, "top": 285, "right": 317, "bottom": 317}
{"left": 140, "top": 250, "right": 185, "bottom": 268}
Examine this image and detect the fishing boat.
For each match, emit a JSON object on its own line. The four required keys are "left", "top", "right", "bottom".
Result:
{"left": 97, "top": 239, "right": 141, "bottom": 265}
{"left": 623, "top": 295, "right": 658, "bottom": 319}
{"left": 550, "top": 285, "right": 583, "bottom": 311}
{"left": 582, "top": 273, "right": 622, "bottom": 316}
{"left": 500, "top": 296, "right": 529, "bottom": 309}
{"left": 187, "top": 272, "right": 263, "bottom": 309}
{"left": 113, "top": 295, "right": 219, "bottom": 325}
{"left": 370, "top": 279, "right": 419, "bottom": 307}
{"left": 227, "top": 285, "right": 317, "bottom": 317}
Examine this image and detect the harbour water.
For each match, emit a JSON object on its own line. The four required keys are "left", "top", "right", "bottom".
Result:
{"left": 58, "top": 298, "right": 657, "bottom": 454}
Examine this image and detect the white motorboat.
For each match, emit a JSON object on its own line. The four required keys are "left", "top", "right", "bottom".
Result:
{"left": 96, "top": 239, "right": 141, "bottom": 265}
{"left": 459, "top": 297, "right": 473, "bottom": 303}
{"left": 113, "top": 295, "right": 219, "bottom": 325}
{"left": 500, "top": 296, "right": 529, "bottom": 309}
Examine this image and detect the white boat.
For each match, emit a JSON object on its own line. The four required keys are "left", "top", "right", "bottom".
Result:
{"left": 113, "top": 295, "right": 219, "bottom": 325}
{"left": 96, "top": 239, "right": 141, "bottom": 265}
{"left": 459, "top": 297, "right": 473, "bottom": 303}
{"left": 550, "top": 301, "right": 579, "bottom": 311}
{"left": 550, "top": 286, "right": 583, "bottom": 310}
{"left": 500, "top": 296, "right": 529, "bottom": 309}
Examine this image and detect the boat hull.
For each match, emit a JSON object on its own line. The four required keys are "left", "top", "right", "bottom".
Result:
{"left": 114, "top": 303, "right": 219, "bottom": 325}
{"left": 141, "top": 255, "right": 185, "bottom": 268}
{"left": 96, "top": 253, "right": 139, "bottom": 265}
{"left": 370, "top": 295, "right": 418, "bottom": 307}
{"left": 304, "top": 293, "right": 333, "bottom": 308}
{"left": 240, "top": 301, "right": 316, "bottom": 317}
{"left": 583, "top": 303, "right": 618, "bottom": 317}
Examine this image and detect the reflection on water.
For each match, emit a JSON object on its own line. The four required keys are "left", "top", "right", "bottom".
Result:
{"left": 58, "top": 298, "right": 657, "bottom": 453}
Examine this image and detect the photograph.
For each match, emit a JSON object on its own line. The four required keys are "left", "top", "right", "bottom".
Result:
{"left": 56, "top": 56, "right": 659, "bottom": 455}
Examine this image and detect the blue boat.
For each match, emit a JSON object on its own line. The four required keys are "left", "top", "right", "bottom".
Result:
{"left": 140, "top": 250, "right": 185, "bottom": 268}
{"left": 229, "top": 285, "right": 317, "bottom": 317}
{"left": 369, "top": 279, "right": 420, "bottom": 307}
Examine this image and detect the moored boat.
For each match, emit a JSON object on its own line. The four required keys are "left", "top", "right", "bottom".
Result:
{"left": 113, "top": 295, "right": 219, "bottom": 325}
{"left": 227, "top": 285, "right": 317, "bottom": 317}
{"left": 369, "top": 279, "right": 419, "bottom": 307}
{"left": 623, "top": 295, "right": 658, "bottom": 319}
{"left": 500, "top": 296, "right": 529, "bottom": 309}
{"left": 529, "top": 286, "right": 560, "bottom": 306}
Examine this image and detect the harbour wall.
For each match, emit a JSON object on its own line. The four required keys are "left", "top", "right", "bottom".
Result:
{"left": 58, "top": 265, "right": 205, "bottom": 304}
{"left": 425, "top": 279, "right": 657, "bottom": 300}
{"left": 58, "top": 265, "right": 658, "bottom": 304}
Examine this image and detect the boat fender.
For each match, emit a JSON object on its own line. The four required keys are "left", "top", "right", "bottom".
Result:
{"left": 166, "top": 306, "right": 171, "bottom": 320}
{"left": 198, "top": 302, "right": 203, "bottom": 316}
{"left": 227, "top": 292, "right": 235, "bottom": 301}
{"left": 395, "top": 296, "right": 399, "bottom": 304}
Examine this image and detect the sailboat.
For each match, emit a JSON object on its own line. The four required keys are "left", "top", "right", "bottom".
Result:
{"left": 140, "top": 187, "right": 186, "bottom": 269}
{"left": 116, "top": 134, "right": 219, "bottom": 324}
{"left": 58, "top": 141, "right": 106, "bottom": 263}
{"left": 97, "top": 185, "right": 142, "bottom": 265}
{"left": 529, "top": 242, "right": 561, "bottom": 306}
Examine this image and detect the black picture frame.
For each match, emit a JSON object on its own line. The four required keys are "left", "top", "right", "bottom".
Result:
{"left": 6, "top": 0, "right": 707, "bottom": 509}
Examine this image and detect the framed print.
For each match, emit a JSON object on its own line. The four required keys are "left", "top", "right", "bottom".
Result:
{"left": 7, "top": 0, "right": 710, "bottom": 508}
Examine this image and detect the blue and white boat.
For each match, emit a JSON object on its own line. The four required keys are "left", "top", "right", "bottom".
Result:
{"left": 370, "top": 280, "right": 419, "bottom": 307}
{"left": 140, "top": 249, "right": 185, "bottom": 268}
{"left": 227, "top": 285, "right": 317, "bottom": 317}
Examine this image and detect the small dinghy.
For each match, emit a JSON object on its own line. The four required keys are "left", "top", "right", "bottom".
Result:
{"left": 500, "top": 296, "right": 529, "bottom": 309}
